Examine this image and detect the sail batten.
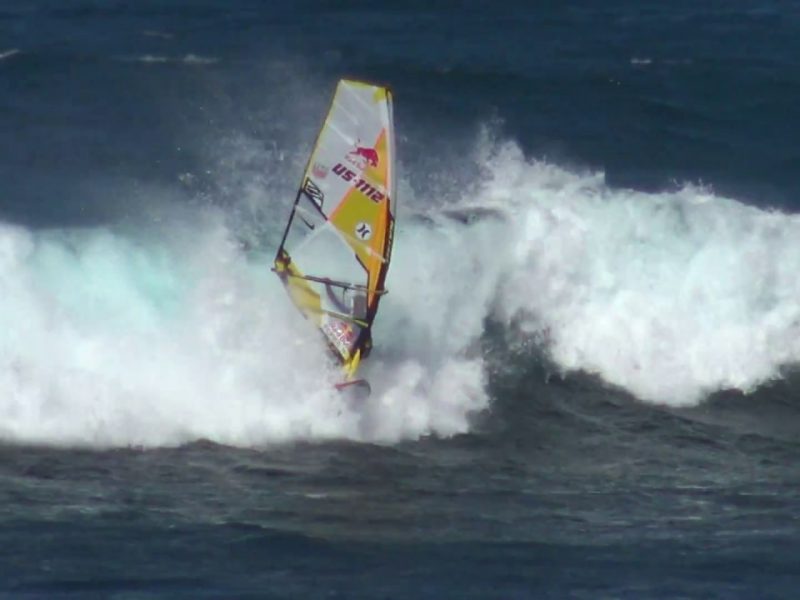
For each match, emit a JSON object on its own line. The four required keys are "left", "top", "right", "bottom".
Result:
{"left": 273, "top": 79, "right": 396, "bottom": 379}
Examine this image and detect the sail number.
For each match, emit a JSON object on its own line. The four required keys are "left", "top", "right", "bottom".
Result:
{"left": 332, "top": 163, "right": 385, "bottom": 203}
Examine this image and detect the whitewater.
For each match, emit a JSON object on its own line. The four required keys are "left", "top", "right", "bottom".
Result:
{"left": 2, "top": 134, "right": 800, "bottom": 448}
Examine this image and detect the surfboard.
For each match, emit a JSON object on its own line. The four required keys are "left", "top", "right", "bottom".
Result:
{"left": 272, "top": 79, "right": 396, "bottom": 390}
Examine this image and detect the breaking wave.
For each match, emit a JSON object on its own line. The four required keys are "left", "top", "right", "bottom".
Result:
{"left": 474, "top": 138, "right": 800, "bottom": 405}
{"left": 1, "top": 126, "right": 799, "bottom": 448}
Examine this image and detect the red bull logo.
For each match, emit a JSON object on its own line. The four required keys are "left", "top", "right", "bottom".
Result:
{"left": 347, "top": 144, "right": 379, "bottom": 169}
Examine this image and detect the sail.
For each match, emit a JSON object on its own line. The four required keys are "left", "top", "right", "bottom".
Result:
{"left": 273, "top": 79, "right": 396, "bottom": 379}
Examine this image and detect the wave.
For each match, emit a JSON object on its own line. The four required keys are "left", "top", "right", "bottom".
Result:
{"left": 0, "top": 203, "right": 488, "bottom": 448}
{"left": 122, "top": 54, "right": 219, "bottom": 65}
{"left": 469, "top": 137, "right": 800, "bottom": 406}
{"left": 0, "top": 48, "right": 20, "bottom": 62}
{"left": 2, "top": 123, "right": 798, "bottom": 448}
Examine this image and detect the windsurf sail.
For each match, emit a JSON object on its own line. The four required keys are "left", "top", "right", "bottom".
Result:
{"left": 273, "top": 79, "right": 396, "bottom": 382}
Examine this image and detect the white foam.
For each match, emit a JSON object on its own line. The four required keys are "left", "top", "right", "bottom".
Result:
{"left": 3, "top": 129, "right": 797, "bottom": 448}
{"left": 124, "top": 54, "right": 218, "bottom": 65}
{"left": 0, "top": 49, "right": 20, "bottom": 62}
{"left": 182, "top": 54, "right": 218, "bottom": 65}
{"left": 472, "top": 139, "right": 800, "bottom": 406}
{"left": 0, "top": 202, "right": 492, "bottom": 448}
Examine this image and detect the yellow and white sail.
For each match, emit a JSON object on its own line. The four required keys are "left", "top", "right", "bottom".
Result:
{"left": 273, "top": 79, "right": 396, "bottom": 380}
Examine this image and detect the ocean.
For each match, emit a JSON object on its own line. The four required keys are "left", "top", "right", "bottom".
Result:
{"left": 2, "top": 1, "right": 800, "bottom": 598}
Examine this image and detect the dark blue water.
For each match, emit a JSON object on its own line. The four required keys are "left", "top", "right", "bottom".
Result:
{"left": 2, "top": 2, "right": 800, "bottom": 597}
